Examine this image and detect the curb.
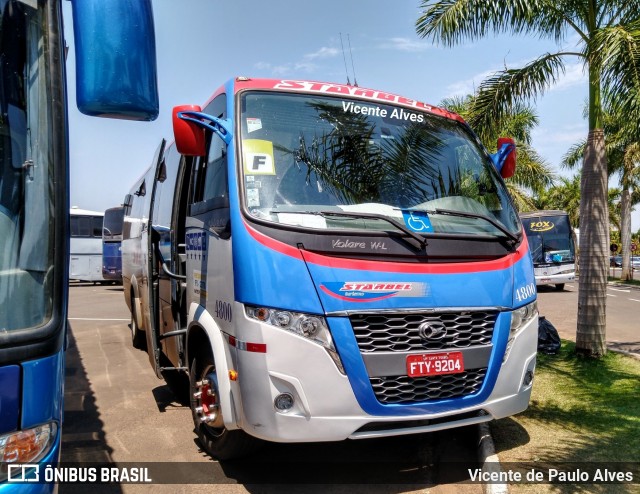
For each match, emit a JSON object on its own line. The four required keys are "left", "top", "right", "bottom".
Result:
{"left": 607, "top": 347, "right": 640, "bottom": 360}
{"left": 478, "top": 422, "right": 509, "bottom": 494}
{"left": 607, "top": 281, "right": 640, "bottom": 291}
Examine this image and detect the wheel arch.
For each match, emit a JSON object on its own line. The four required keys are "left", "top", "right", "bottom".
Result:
{"left": 186, "top": 304, "right": 240, "bottom": 430}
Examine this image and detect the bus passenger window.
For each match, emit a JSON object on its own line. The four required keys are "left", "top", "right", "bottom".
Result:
{"left": 201, "top": 137, "right": 227, "bottom": 203}
{"left": 189, "top": 134, "right": 229, "bottom": 221}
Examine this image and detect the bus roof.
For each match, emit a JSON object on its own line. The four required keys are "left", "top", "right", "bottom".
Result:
{"left": 202, "top": 77, "right": 466, "bottom": 125}
{"left": 70, "top": 207, "right": 104, "bottom": 217}
{"left": 519, "top": 210, "right": 569, "bottom": 218}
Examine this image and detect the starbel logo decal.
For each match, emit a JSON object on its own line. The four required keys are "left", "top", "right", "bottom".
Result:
{"left": 319, "top": 282, "right": 429, "bottom": 302}
{"left": 418, "top": 321, "right": 447, "bottom": 340}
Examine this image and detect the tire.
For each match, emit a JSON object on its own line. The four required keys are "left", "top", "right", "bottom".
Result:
{"left": 555, "top": 283, "right": 565, "bottom": 291}
{"left": 190, "top": 351, "right": 261, "bottom": 460}
{"left": 129, "top": 307, "right": 146, "bottom": 350}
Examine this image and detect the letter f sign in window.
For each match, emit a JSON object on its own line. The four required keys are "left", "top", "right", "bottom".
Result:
{"left": 243, "top": 139, "right": 276, "bottom": 175}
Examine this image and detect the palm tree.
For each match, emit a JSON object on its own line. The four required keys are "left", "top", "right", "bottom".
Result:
{"left": 533, "top": 175, "right": 582, "bottom": 226}
{"left": 416, "top": 0, "right": 640, "bottom": 357}
{"left": 440, "top": 95, "right": 556, "bottom": 211}
{"left": 532, "top": 173, "right": 621, "bottom": 230}
{"left": 563, "top": 112, "right": 640, "bottom": 281}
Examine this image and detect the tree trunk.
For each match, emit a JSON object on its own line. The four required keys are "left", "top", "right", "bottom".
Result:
{"left": 620, "top": 187, "right": 632, "bottom": 281}
{"left": 576, "top": 129, "right": 608, "bottom": 357}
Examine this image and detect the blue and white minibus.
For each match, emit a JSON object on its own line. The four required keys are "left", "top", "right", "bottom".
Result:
{"left": 124, "top": 77, "right": 538, "bottom": 460}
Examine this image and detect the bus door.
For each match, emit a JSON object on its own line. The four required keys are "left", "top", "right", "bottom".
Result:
{"left": 145, "top": 139, "right": 166, "bottom": 376}
{"left": 149, "top": 142, "right": 192, "bottom": 378}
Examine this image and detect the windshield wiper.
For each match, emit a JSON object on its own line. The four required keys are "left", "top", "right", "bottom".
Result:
{"left": 425, "top": 208, "right": 520, "bottom": 246}
{"left": 271, "top": 209, "right": 427, "bottom": 251}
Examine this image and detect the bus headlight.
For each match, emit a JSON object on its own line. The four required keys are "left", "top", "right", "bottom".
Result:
{"left": 504, "top": 301, "right": 538, "bottom": 362}
{"left": 510, "top": 301, "right": 538, "bottom": 333}
{"left": 0, "top": 422, "right": 57, "bottom": 481}
{"left": 245, "top": 306, "right": 345, "bottom": 373}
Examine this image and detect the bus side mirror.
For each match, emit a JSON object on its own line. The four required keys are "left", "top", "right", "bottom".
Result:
{"left": 71, "top": 0, "right": 159, "bottom": 121}
{"left": 493, "top": 137, "right": 517, "bottom": 179}
{"left": 172, "top": 105, "right": 206, "bottom": 156}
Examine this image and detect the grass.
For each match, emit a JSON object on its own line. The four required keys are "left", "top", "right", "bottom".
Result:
{"left": 490, "top": 340, "right": 640, "bottom": 493}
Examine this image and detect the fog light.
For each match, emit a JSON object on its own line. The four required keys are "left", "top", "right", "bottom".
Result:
{"left": 274, "top": 393, "right": 294, "bottom": 412}
{"left": 523, "top": 370, "right": 534, "bottom": 386}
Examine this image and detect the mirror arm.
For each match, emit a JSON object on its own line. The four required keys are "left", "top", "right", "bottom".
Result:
{"left": 490, "top": 142, "right": 515, "bottom": 173}
{"left": 177, "top": 111, "right": 233, "bottom": 145}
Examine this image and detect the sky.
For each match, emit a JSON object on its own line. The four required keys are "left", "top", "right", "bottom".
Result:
{"left": 62, "top": 0, "right": 639, "bottom": 231}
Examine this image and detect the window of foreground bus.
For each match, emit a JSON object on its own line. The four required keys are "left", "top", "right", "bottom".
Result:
{"left": 239, "top": 91, "right": 520, "bottom": 239}
{"left": 0, "top": 1, "right": 54, "bottom": 331}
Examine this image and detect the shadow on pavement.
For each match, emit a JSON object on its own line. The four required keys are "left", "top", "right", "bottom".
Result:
{"left": 60, "top": 324, "right": 123, "bottom": 494}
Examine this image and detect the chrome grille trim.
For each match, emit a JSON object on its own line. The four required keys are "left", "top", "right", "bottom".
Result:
{"left": 350, "top": 310, "right": 497, "bottom": 353}
{"left": 370, "top": 368, "right": 487, "bottom": 404}
{"left": 327, "top": 306, "right": 506, "bottom": 317}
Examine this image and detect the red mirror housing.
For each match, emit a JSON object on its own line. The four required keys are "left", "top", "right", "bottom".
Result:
{"left": 172, "top": 105, "right": 205, "bottom": 156}
{"left": 497, "top": 137, "right": 516, "bottom": 179}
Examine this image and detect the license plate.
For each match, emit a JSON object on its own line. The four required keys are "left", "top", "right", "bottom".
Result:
{"left": 406, "top": 352, "right": 464, "bottom": 378}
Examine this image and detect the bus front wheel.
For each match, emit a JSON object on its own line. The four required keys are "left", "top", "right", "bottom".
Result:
{"left": 189, "top": 351, "right": 260, "bottom": 460}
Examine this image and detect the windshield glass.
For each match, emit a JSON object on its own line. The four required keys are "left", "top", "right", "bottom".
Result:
{"left": 103, "top": 207, "right": 124, "bottom": 239}
{"left": 522, "top": 214, "right": 575, "bottom": 264}
{"left": 0, "top": 1, "right": 54, "bottom": 332}
{"left": 239, "top": 91, "right": 520, "bottom": 238}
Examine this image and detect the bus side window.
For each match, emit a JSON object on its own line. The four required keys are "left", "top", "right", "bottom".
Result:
{"left": 188, "top": 92, "right": 229, "bottom": 237}
{"left": 189, "top": 133, "right": 230, "bottom": 241}
{"left": 202, "top": 137, "right": 227, "bottom": 204}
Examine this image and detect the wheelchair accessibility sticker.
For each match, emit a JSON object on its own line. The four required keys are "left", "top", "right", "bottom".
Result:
{"left": 401, "top": 210, "right": 433, "bottom": 233}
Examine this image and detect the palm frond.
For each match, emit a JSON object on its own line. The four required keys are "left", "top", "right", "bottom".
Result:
{"left": 467, "top": 53, "right": 567, "bottom": 134}
{"left": 504, "top": 182, "right": 538, "bottom": 212}
{"left": 416, "top": 0, "right": 576, "bottom": 46}
{"left": 511, "top": 143, "right": 556, "bottom": 193}
{"left": 561, "top": 140, "right": 586, "bottom": 170}
{"left": 594, "top": 20, "right": 640, "bottom": 118}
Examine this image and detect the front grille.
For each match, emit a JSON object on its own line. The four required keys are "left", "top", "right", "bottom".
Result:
{"left": 370, "top": 368, "right": 487, "bottom": 404}
{"left": 350, "top": 311, "right": 497, "bottom": 353}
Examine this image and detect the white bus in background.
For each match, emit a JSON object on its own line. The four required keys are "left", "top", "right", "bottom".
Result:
{"left": 69, "top": 207, "right": 104, "bottom": 283}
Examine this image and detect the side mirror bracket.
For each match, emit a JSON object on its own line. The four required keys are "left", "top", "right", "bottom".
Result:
{"left": 172, "top": 105, "right": 232, "bottom": 156}
{"left": 177, "top": 111, "right": 233, "bottom": 146}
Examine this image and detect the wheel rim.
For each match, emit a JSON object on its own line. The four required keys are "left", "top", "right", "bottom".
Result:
{"left": 193, "top": 365, "right": 224, "bottom": 430}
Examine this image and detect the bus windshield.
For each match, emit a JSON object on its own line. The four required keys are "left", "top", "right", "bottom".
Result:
{"left": 239, "top": 91, "right": 520, "bottom": 238}
{"left": 103, "top": 207, "right": 125, "bottom": 239}
{"left": 0, "top": 1, "right": 55, "bottom": 332}
{"left": 522, "top": 214, "right": 575, "bottom": 264}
